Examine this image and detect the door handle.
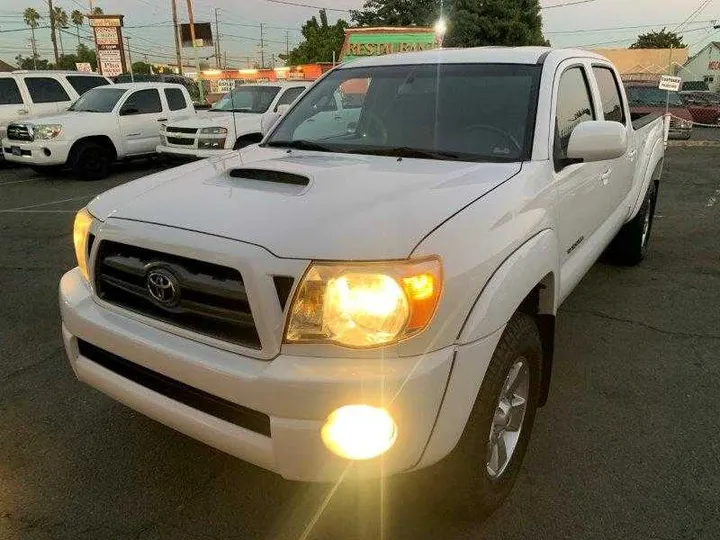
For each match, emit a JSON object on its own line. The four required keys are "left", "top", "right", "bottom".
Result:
{"left": 18, "top": 109, "right": 28, "bottom": 115}
{"left": 157, "top": 118, "right": 168, "bottom": 122}
{"left": 601, "top": 169, "right": 611, "bottom": 185}
{"left": 628, "top": 148, "right": 637, "bottom": 159}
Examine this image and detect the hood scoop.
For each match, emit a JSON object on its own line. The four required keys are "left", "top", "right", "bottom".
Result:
{"left": 229, "top": 168, "right": 310, "bottom": 186}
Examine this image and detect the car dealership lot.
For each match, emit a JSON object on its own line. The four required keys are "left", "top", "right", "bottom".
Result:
{"left": 1, "top": 148, "right": 719, "bottom": 540}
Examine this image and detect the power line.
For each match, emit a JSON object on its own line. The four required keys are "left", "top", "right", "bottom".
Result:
{"left": 541, "top": 0, "right": 597, "bottom": 9}
{"left": 546, "top": 19, "right": 717, "bottom": 35}
{"left": 673, "top": 0, "right": 713, "bottom": 33}
{"left": 261, "top": 0, "right": 350, "bottom": 12}
{"left": 579, "top": 25, "right": 710, "bottom": 48}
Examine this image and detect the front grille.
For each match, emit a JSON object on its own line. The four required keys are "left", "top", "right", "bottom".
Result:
{"left": 78, "top": 340, "right": 271, "bottom": 436}
{"left": 167, "top": 136, "right": 195, "bottom": 146}
{"left": 7, "top": 124, "right": 32, "bottom": 141}
{"left": 94, "top": 241, "right": 260, "bottom": 348}
{"left": 167, "top": 126, "right": 199, "bottom": 134}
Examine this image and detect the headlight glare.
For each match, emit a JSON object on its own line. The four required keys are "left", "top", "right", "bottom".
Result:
{"left": 285, "top": 258, "right": 442, "bottom": 348}
{"left": 33, "top": 124, "right": 62, "bottom": 140}
{"left": 321, "top": 405, "right": 397, "bottom": 460}
{"left": 73, "top": 208, "right": 93, "bottom": 281}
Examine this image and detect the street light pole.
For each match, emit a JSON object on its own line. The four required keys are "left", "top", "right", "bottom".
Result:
{"left": 184, "top": 0, "right": 205, "bottom": 103}
{"left": 126, "top": 37, "right": 134, "bottom": 82}
{"left": 171, "top": 0, "right": 183, "bottom": 74}
{"left": 214, "top": 8, "right": 221, "bottom": 69}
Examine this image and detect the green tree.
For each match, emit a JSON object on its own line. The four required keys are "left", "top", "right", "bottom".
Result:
{"left": 76, "top": 43, "right": 98, "bottom": 70}
{"left": 16, "top": 54, "right": 51, "bottom": 70}
{"left": 286, "top": 9, "right": 348, "bottom": 64}
{"left": 71, "top": 9, "right": 84, "bottom": 47}
{"left": 91, "top": 7, "right": 103, "bottom": 15}
{"left": 351, "top": 0, "right": 439, "bottom": 26}
{"left": 630, "top": 28, "right": 685, "bottom": 49}
{"left": 52, "top": 7, "right": 69, "bottom": 55}
{"left": 23, "top": 8, "right": 42, "bottom": 70}
{"left": 132, "top": 61, "right": 153, "bottom": 74}
{"left": 444, "top": 0, "right": 548, "bottom": 48}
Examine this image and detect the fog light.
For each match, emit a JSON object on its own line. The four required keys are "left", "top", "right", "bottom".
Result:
{"left": 321, "top": 405, "right": 397, "bottom": 461}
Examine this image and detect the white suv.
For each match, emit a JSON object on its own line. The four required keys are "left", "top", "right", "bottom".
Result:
{"left": 0, "top": 71, "right": 111, "bottom": 155}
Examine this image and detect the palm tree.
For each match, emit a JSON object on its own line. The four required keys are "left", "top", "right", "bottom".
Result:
{"left": 71, "top": 9, "right": 84, "bottom": 48}
{"left": 92, "top": 7, "right": 104, "bottom": 15}
{"left": 23, "top": 8, "right": 41, "bottom": 69}
{"left": 52, "top": 7, "right": 69, "bottom": 56}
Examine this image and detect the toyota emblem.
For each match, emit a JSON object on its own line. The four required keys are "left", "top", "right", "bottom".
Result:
{"left": 146, "top": 268, "right": 180, "bottom": 307}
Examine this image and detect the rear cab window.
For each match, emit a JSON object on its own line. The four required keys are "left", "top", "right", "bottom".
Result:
{"left": 24, "top": 77, "right": 71, "bottom": 104}
{"left": 554, "top": 66, "right": 596, "bottom": 171}
{"left": 592, "top": 67, "right": 626, "bottom": 124}
{"left": 164, "top": 88, "right": 188, "bottom": 111}
{"left": 275, "top": 87, "right": 306, "bottom": 110}
{"left": 65, "top": 75, "right": 110, "bottom": 96}
{"left": 0, "top": 78, "right": 23, "bottom": 105}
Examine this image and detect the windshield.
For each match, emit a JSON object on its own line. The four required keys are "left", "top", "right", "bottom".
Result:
{"left": 265, "top": 64, "right": 541, "bottom": 162}
{"left": 211, "top": 86, "right": 281, "bottom": 113}
{"left": 69, "top": 87, "right": 127, "bottom": 112}
{"left": 626, "top": 86, "right": 685, "bottom": 107}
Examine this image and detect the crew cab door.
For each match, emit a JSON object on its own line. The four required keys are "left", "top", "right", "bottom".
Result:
{"left": 0, "top": 78, "right": 29, "bottom": 138}
{"left": 589, "top": 65, "right": 635, "bottom": 218}
{"left": 163, "top": 87, "right": 194, "bottom": 123}
{"left": 118, "top": 88, "right": 165, "bottom": 155}
{"left": 552, "top": 63, "right": 612, "bottom": 264}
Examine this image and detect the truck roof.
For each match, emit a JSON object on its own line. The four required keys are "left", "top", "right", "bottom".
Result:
{"left": 341, "top": 47, "right": 609, "bottom": 68}
{"left": 3, "top": 70, "right": 107, "bottom": 76}
{"left": 110, "top": 82, "right": 186, "bottom": 90}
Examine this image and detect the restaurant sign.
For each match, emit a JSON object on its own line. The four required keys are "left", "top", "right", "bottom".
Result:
{"left": 340, "top": 28, "right": 439, "bottom": 62}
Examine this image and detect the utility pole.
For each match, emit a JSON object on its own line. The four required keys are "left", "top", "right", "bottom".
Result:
{"left": 214, "top": 8, "right": 221, "bottom": 69}
{"left": 171, "top": 0, "right": 183, "bottom": 74}
{"left": 89, "top": 0, "right": 94, "bottom": 10}
{"left": 126, "top": 37, "right": 134, "bottom": 81}
{"left": 224, "top": 51, "right": 227, "bottom": 69}
{"left": 184, "top": 0, "right": 205, "bottom": 103}
{"left": 285, "top": 30, "right": 289, "bottom": 57}
{"left": 259, "top": 23, "right": 265, "bottom": 69}
{"left": 48, "top": 0, "right": 59, "bottom": 63}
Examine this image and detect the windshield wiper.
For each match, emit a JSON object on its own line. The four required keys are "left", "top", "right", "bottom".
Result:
{"left": 352, "top": 146, "right": 463, "bottom": 161}
{"left": 264, "top": 139, "right": 336, "bottom": 152}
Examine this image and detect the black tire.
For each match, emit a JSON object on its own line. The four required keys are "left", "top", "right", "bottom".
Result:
{"left": 430, "top": 313, "right": 543, "bottom": 517}
{"left": 610, "top": 182, "right": 657, "bottom": 266}
{"left": 71, "top": 141, "right": 111, "bottom": 180}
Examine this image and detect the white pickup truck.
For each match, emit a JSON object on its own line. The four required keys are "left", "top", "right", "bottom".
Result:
{"left": 2, "top": 83, "right": 194, "bottom": 179}
{"left": 60, "top": 48, "right": 665, "bottom": 512}
{"left": 156, "top": 82, "right": 313, "bottom": 159}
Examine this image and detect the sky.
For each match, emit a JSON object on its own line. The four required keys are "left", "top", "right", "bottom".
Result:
{"left": 0, "top": 0, "right": 718, "bottom": 68}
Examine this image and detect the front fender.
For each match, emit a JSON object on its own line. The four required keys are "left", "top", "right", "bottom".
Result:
{"left": 458, "top": 229, "right": 560, "bottom": 344}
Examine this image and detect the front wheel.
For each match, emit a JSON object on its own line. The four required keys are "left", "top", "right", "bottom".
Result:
{"left": 71, "top": 141, "right": 111, "bottom": 181}
{"left": 433, "top": 313, "right": 542, "bottom": 517}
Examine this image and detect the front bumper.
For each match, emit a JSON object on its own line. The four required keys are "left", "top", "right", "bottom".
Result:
{"left": 1, "top": 137, "right": 71, "bottom": 166}
{"left": 157, "top": 144, "right": 233, "bottom": 160}
{"left": 60, "top": 267, "right": 460, "bottom": 481}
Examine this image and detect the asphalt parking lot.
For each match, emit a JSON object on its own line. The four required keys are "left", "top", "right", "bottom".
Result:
{"left": 1, "top": 148, "right": 719, "bottom": 540}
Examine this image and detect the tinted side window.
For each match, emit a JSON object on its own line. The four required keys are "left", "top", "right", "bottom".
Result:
{"left": 554, "top": 67, "right": 595, "bottom": 170}
{"left": 276, "top": 87, "right": 306, "bottom": 109}
{"left": 121, "top": 89, "right": 162, "bottom": 114}
{"left": 66, "top": 76, "right": 109, "bottom": 96}
{"left": 0, "top": 79, "right": 23, "bottom": 105}
{"left": 25, "top": 77, "right": 70, "bottom": 103}
{"left": 165, "top": 88, "right": 187, "bottom": 111}
{"left": 593, "top": 67, "right": 625, "bottom": 124}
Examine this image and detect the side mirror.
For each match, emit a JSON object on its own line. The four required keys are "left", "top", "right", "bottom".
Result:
{"left": 275, "top": 104, "right": 291, "bottom": 115}
{"left": 567, "top": 121, "right": 628, "bottom": 162}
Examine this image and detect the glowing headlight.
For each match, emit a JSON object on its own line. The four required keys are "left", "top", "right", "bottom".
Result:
{"left": 321, "top": 405, "right": 397, "bottom": 460}
{"left": 285, "top": 257, "right": 442, "bottom": 348}
{"left": 33, "top": 124, "right": 62, "bottom": 140}
{"left": 73, "top": 208, "right": 93, "bottom": 281}
{"left": 200, "top": 127, "right": 228, "bottom": 135}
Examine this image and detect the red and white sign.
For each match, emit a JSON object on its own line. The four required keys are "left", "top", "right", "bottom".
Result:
{"left": 95, "top": 26, "right": 120, "bottom": 46}
{"left": 98, "top": 49, "right": 123, "bottom": 77}
{"left": 75, "top": 62, "right": 92, "bottom": 72}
